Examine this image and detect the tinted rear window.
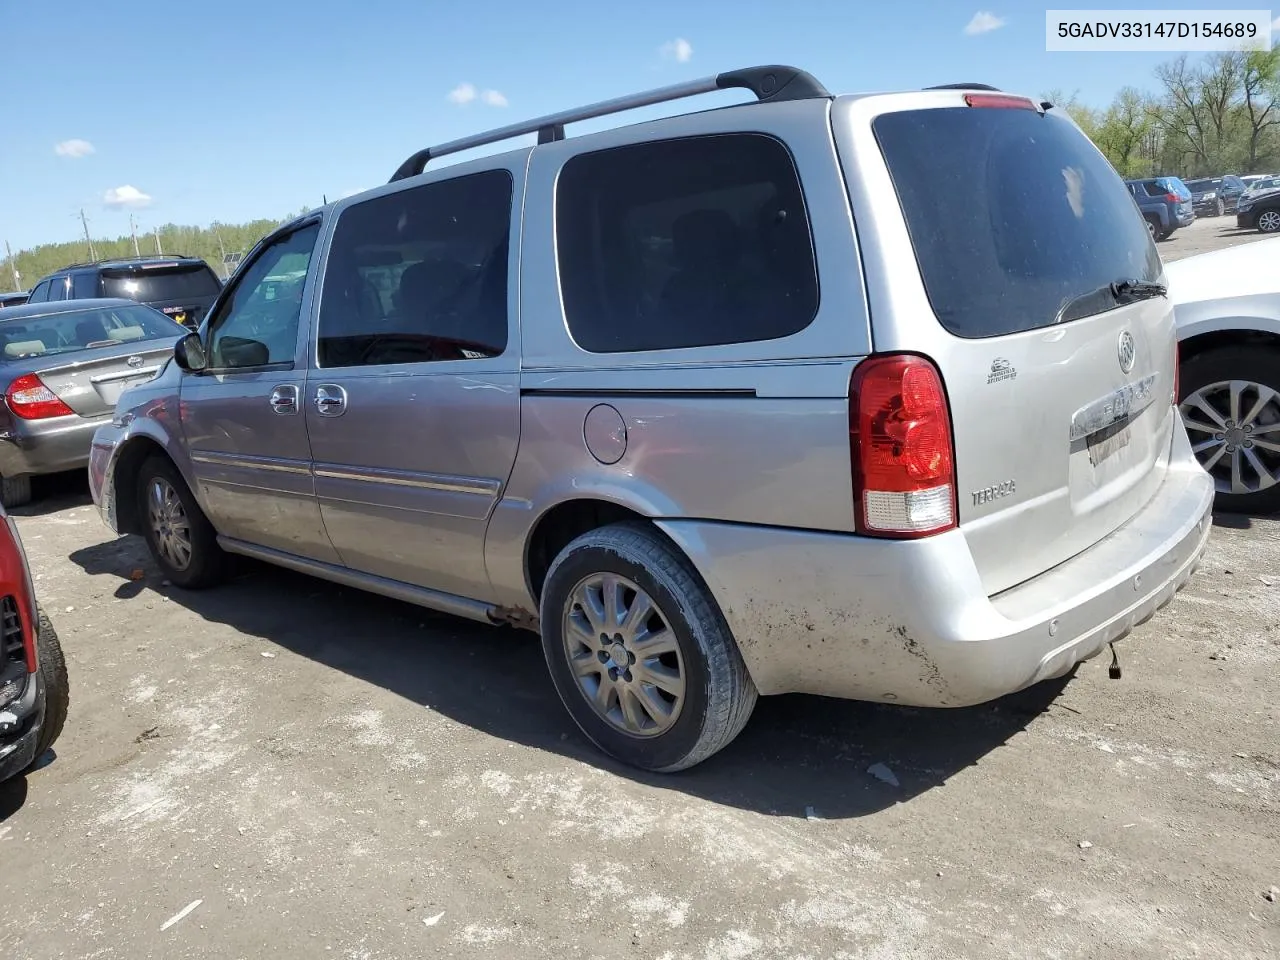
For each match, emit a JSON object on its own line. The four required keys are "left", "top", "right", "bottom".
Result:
{"left": 874, "top": 107, "right": 1160, "bottom": 339}
{"left": 556, "top": 133, "right": 819, "bottom": 353}
{"left": 0, "top": 304, "right": 184, "bottom": 360}
{"left": 101, "top": 263, "right": 221, "bottom": 302}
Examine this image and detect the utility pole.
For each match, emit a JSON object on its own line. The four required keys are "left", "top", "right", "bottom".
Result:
{"left": 153, "top": 226, "right": 163, "bottom": 255}
{"left": 79, "top": 209, "right": 98, "bottom": 260}
{"left": 129, "top": 214, "right": 141, "bottom": 257}
{"left": 4, "top": 240, "right": 20, "bottom": 291}
{"left": 212, "top": 224, "right": 229, "bottom": 279}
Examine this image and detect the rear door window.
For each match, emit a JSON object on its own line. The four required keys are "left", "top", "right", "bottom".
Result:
{"left": 556, "top": 133, "right": 819, "bottom": 353}
{"left": 874, "top": 106, "right": 1160, "bottom": 339}
{"left": 101, "top": 263, "right": 221, "bottom": 301}
{"left": 72, "top": 273, "right": 99, "bottom": 298}
{"left": 46, "top": 277, "right": 67, "bottom": 302}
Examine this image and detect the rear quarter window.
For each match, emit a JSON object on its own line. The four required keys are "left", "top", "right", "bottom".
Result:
{"left": 556, "top": 133, "right": 819, "bottom": 353}
{"left": 874, "top": 107, "right": 1161, "bottom": 339}
{"left": 101, "top": 264, "right": 221, "bottom": 302}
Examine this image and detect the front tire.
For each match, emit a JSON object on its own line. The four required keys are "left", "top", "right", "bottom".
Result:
{"left": 1257, "top": 209, "right": 1280, "bottom": 233}
{"left": 1215, "top": 198, "right": 1225, "bottom": 217}
{"left": 28, "top": 607, "right": 68, "bottom": 769}
{"left": 539, "top": 523, "right": 757, "bottom": 772}
{"left": 1179, "top": 344, "right": 1280, "bottom": 515}
{"left": 136, "top": 456, "right": 227, "bottom": 588}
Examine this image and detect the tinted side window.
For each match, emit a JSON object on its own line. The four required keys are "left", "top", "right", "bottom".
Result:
{"left": 206, "top": 223, "right": 320, "bottom": 369}
{"left": 46, "top": 277, "right": 67, "bottom": 301}
{"left": 1143, "top": 182, "right": 1165, "bottom": 197}
{"left": 556, "top": 134, "right": 819, "bottom": 354}
{"left": 27, "top": 281, "right": 49, "bottom": 303}
{"left": 72, "top": 273, "right": 99, "bottom": 298}
{"left": 317, "top": 170, "right": 513, "bottom": 369}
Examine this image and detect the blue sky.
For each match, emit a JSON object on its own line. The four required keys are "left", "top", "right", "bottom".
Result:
{"left": 0, "top": 0, "right": 1268, "bottom": 252}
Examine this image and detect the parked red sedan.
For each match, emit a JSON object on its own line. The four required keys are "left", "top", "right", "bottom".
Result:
{"left": 0, "top": 504, "right": 67, "bottom": 782}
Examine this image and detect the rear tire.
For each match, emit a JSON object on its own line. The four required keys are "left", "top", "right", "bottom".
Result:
{"left": 136, "top": 456, "right": 228, "bottom": 588}
{"left": 539, "top": 523, "right": 757, "bottom": 772}
{"left": 27, "top": 607, "right": 68, "bottom": 770}
{"left": 0, "top": 475, "right": 32, "bottom": 509}
{"left": 1144, "top": 217, "right": 1159, "bottom": 240}
{"left": 1179, "top": 344, "right": 1280, "bottom": 515}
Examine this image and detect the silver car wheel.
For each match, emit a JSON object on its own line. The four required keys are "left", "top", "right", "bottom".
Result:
{"left": 1180, "top": 379, "right": 1280, "bottom": 495}
{"left": 1258, "top": 210, "right": 1280, "bottom": 232}
{"left": 562, "top": 572, "right": 685, "bottom": 738}
{"left": 148, "top": 477, "right": 194, "bottom": 571}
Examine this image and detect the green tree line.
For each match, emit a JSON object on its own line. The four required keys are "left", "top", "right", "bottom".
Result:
{"left": 2, "top": 209, "right": 314, "bottom": 293}
{"left": 1048, "top": 45, "right": 1280, "bottom": 179}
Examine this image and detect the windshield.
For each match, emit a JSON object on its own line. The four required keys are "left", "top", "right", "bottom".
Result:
{"left": 874, "top": 106, "right": 1161, "bottom": 339}
{"left": 1249, "top": 177, "right": 1280, "bottom": 192}
{"left": 0, "top": 303, "right": 185, "bottom": 360}
{"left": 100, "top": 263, "right": 221, "bottom": 302}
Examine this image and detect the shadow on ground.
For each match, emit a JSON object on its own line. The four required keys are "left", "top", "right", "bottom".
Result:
{"left": 0, "top": 774, "right": 28, "bottom": 822}
{"left": 10, "top": 471, "right": 94, "bottom": 519}
{"left": 69, "top": 534, "right": 1072, "bottom": 820}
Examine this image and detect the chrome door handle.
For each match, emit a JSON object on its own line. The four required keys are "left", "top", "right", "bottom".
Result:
{"left": 269, "top": 384, "right": 299, "bottom": 415}
{"left": 313, "top": 384, "right": 347, "bottom": 417}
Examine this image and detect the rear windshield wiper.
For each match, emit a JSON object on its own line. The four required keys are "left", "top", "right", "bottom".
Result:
{"left": 1109, "top": 278, "right": 1167, "bottom": 304}
{"left": 1056, "top": 278, "right": 1168, "bottom": 324}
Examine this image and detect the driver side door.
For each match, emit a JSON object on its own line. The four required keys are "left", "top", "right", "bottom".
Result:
{"left": 180, "top": 218, "right": 340, "bottom": 563}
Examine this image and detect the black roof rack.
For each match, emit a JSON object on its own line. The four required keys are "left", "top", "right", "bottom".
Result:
{"left": 56, "top": 253, "right": 199, "bottom": 272}
{"left": 925, "top": 82, "right": 1002, "bottom": 91}
{"left": 389, "top": 64, "right": 830, "bottom": 183}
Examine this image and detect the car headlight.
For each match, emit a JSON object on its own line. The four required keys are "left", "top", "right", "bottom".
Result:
{"left": 1238, "top": 201, "right": 1253, "bottom": 212}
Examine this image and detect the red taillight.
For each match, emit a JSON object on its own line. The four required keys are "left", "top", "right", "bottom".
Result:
{"left": 1165, "top": 193, "right": 1180, "bottom": 203}
{"left": 964, "top": 93, "right": 1036, "bottom": 110}
{"left": 5, "top": 374, "right": 74, "bottom": 420}
{"left": 849, "top": 354, "right": 957, "bottom": 538}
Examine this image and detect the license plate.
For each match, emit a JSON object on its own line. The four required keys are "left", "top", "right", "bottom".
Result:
{"left": 99, "top": 375, "right": 153, "bottom": 406}
{"left": 1087, "top": 420, "right": 1132, "bottom": 467}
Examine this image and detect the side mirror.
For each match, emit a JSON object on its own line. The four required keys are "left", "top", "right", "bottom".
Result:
{"left": 174, "top": 333, "right": 208, "bottom": 372}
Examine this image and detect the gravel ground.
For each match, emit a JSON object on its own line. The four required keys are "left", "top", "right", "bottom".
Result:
{"left": 1158, "top": 211, "right": 1272, "bottom": 262}
{"left": 0, "top": 222, "right": 1276, "bottom": 960}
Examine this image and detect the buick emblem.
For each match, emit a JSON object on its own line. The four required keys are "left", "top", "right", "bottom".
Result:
{"left": 126, "top": 355, "right": 144, "bottom": 368}
{"left": 1117, "top": 331, "right": 1136, "bottom": 374}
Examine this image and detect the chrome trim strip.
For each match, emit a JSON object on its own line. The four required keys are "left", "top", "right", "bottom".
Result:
{"left": 190, "top": 451, "right": 311, "bottom": 476}
{"left": 89, "top": 366, "right": 161, "bottom": 385}
{"left": 312, "top": 463, "right": 500, "bottom": 497}
{"left": 217, "top": 536, "right": 498, "bottom": 625}
{"left": 1069, "top": 374, "right": 1159, "bottom": 442}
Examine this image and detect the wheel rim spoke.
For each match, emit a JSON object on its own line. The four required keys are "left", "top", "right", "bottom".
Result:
{"left": 1183, "top": 393, "right": 1228, "bottom": 429}
{"left": 562, "top": 571, "right": 684, "bottom": 739}
{"left": 1181, "top": 416, "right": 1221, "bottom": 435}
{"left": 1251, "top": 422, "right": 1280, "bottom": 436}
{"left": 1242, "top": 447, "right": 1277, "bottom": 489}
{"left": 1191, "top": 438, "right": 1223, "bottom": 455}
{"left": 1201, "top": 444, "right": 1229, "bottom": 471}
{"left": 1252, "top": 438, "right": 1280, "bottom": 454}
{"left": 1231, "top": 447, "right": 1244, "bottom": 493}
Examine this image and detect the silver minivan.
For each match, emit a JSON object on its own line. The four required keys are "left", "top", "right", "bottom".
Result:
{"left": 88, "top": 66, "right": 1213, "bottom": 771}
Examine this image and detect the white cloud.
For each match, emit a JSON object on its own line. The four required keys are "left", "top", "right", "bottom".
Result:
{"left": 964, "top": 11, "right": 1006, "bottom": 35}
{"left": 54, "top": 138, "right": 95, "bottom": 158}
{"left": 659, "top": 38, "right": 693, "bottom": 63}
{"left": 481, "top": 89, "right": 508, "bottom": 107}
{"left": 448, "top": 82, "right": 478, "bottom": 105}
{"left": 102, "top": 185, "right": 152, "bottom": 208}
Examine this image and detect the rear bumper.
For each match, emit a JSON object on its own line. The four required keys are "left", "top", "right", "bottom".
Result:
{"left": 0, "top": 415, "right": 104, "bottom": 478}
{"left": 658, "top": 424, "right": 1213, "bottom": 707}
{"left": 0, "top": 669, "right": 43, "bottom": 783}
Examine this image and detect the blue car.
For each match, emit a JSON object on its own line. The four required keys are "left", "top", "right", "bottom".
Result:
{"left": 1125, "top": 176, "right": 1195, "bottom": 241}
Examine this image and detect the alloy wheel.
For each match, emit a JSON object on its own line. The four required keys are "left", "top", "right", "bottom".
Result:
{"left": 147, "top": 476, "right": 194, "bottom": 571}
{"left": 1258, "top": 210, "right": 1280, "bottom": 232}
{"left": 561, "top": 572, "right": 685, "bottom": 737}
{"left": 1180, "top": 379, "right": 1280, "bottom": 495}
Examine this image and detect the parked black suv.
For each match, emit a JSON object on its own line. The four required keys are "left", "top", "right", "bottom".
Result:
{"left": 26, "top": 255, "right": 221, "bottom": 329}
{"left": 1185, "top": 175, "right": 1247, "bottom": 217}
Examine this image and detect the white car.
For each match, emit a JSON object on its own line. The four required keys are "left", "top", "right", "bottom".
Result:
{"left": 1167, "top": 236, "right": 1280, "bottom": 514}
